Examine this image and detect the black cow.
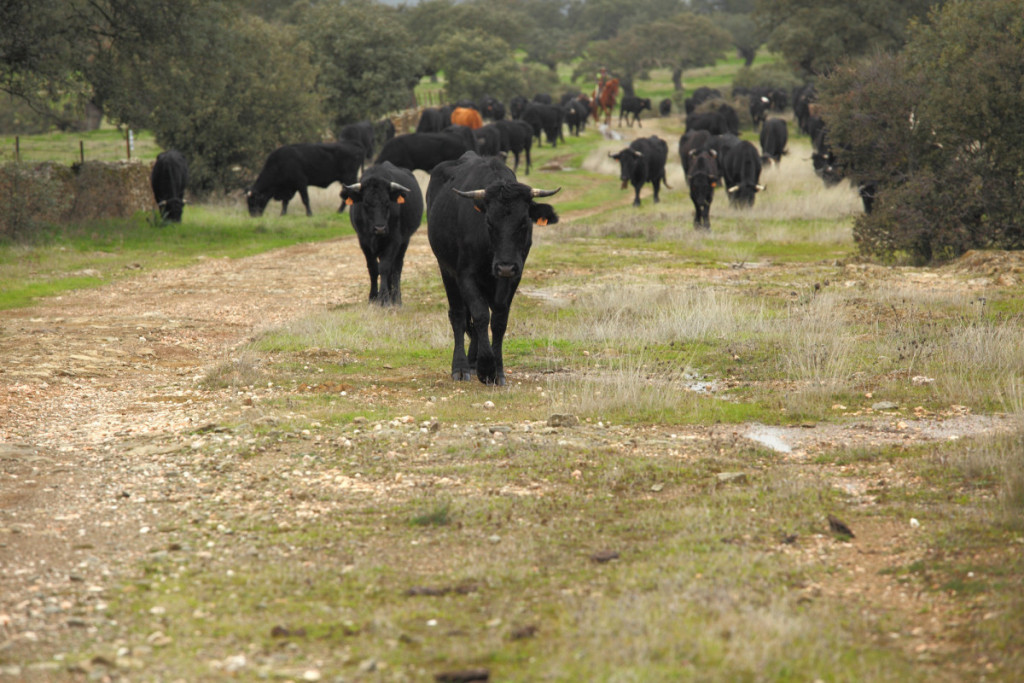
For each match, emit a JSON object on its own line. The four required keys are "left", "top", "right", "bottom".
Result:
{"left": 684, "top": 87, "right": 721, "bottom": 115}
{"left": 246, "top": 142, "right": 363, "bottom": 217}
{"left": 687, "top": 148, "right": 718, "bottom": 230}
{"left": 443, "top": 125, "right": 479, "bottom": 153}
{"left": 374, "top": 132, "right": 469, "bottom": 173}
{"left": 722, "top": 140, "right": 764, "bottom": 207}
{"left": 532, "top": 93, "right": 553, "bottom": 105}
{"left": 759, "top": 118, "right": 788, "bottom": 166}
{"left": 749, "top": 94, "right": 770, "bottom": 131}
{"left": 679, "top": 130, "right": 711, "bottom": 176}
{"left": 707, "top": 133, "right": 741, "bottom": 166}
{"left": 610, "top": 136, "right": 670, "bottom": 207}
{"left": 659, "top": 98, "right": 672, "bottom": 117}
{"left": 338, "top": 121, "right": 376, "bottom": 164}
{"left": 509, "top": 96, "right": 529, "bottom": 120}
{"left": 416, "top": 108, "right": 449, "bottom": 133}
{"left": 619, "top": 96, "right": 652, "bottom": 127}
{"left": 479, "top": 96, "right": 505, "bottom": 121}
{"left": 686, "top": 111, "right": 730, "bottom": 135}
{"left": 793, "top": 85, "right": 817, "bottom": 133}
{"left": 492, "top": 119, "right": 533, "bottom": 174}
{"left": 520, "top": 103, "right": 564, "bottom": 147}
{"left": 426, "top": 152, "right": 559, "bottom": 385}
{"left": 475, "top": 123, "right": 503, "bottom": 157}
{"left": 340, "top": 162, "right": 424, "bottom": 306}
{"left": 810, "top": 121, "right": 844, "bottom": 187}
{"left": 151, "top": 150, "right": 188, "bottom": 223}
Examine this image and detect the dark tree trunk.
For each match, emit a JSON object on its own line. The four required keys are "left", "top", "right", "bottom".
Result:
{"left": 672, "top": 68, "right": 684, "bottom": 91}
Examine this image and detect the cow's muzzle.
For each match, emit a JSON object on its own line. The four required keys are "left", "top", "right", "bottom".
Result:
{"left": 373, "top": 224, "right": 388, "bottom": 235}
{"left": 494, "top": 262, "right": 519, "bottom": 279}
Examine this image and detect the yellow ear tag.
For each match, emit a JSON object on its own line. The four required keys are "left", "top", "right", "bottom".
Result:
{"left": 536, "top": 218, "right": 548, "bottom": 226}
{"left": 396, "top": 195, "right": 405, "bottom": 204}
{"left": 345, "top": 197, "right": 354, "bottom": 205}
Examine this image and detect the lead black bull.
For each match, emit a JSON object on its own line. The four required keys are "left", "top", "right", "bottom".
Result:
{"left": 247, "top": 142, "right": 363, "bottom": 217}
{"left": 610, "top": 136, "right": 670, "bottom": 206}
{"left": 426, "top": 153, "right": 559, "bottom": 385}
{"left": 151, "top": 150, "right": 188, "bottom": 222}
{"left": 722, "top": 140, "right": 764, "bottom": 207}
{"left": 340, "top": 162, "right": 424, "bottom": 306}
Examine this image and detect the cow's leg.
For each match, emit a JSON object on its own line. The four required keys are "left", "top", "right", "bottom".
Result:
{"left": 632, "top": 182, "right": 642, "bottom": 207}
{"left": 378, "top": 237, "right": 409, "bottom": 306}
{"left": 360, "top": 243, "right": 380, "bottom": 302}
{"left": 440, "top": 272, "right": 472, "bottom": 381}
{"left": 486, "top": 280, "right": 518, "bottom": 386}
{"left": 511, "top": 150, "right": 520, "bottom": 173}
{"left": 458, "top": 277, "right": 498, "bottom": 384}
{"left": 298, "top": 186, "right": 313, "bottom": 216}
{"left": 637, "top": 114, "right": 642, "bottom": 128}
{"left": 652, "top": 177, "right": 661, "bottom": 204}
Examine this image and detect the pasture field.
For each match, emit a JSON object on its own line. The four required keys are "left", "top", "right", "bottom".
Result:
{"left": 1, "top": 67, "right": 1023, "bottom": 682}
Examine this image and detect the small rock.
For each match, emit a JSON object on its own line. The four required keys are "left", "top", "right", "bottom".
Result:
{"left": 590, "top": 550, "right": 619, "bottom": 563}
{"left": 483, "top": 400, "right": 495, "bottom": 410}
{"left": 509, "top": 624, "right": 538, "bottom": 640}
{"left": 910, "top": 518, "right": 921, "bottom": 528}
{"left": 716, "top": 472, "right": 747, "bottom": 485}
{"left": 650, "top": 483, "right": 664, "bottom": 492}
{"left": 827, "top": 514, "right": 855, "bottom": 539}
{"left": 547, "top": 414, "right": 579, "bottom": 428}
{"left": 872, "top": 401, "right": 899, "bottom": 411}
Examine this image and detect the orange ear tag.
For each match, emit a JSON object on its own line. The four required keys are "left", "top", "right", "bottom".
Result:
{"left": 711, "top": 182, "right": 717, "bottom": 187}
{"left": 345, "top": 197, "right": 354, "bottom": 205}
{"left": 396, "top": 196, "right": 405, "bottom": 204}
{"left": 474, "top": 205, "right": 483, "bottom": 213}
{"left": 536, "top": 218, "right": 548, "bottom": 226}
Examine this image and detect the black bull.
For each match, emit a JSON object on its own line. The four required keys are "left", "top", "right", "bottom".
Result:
{"left": 426, "top": 153, "right": 559, "bottom": 385}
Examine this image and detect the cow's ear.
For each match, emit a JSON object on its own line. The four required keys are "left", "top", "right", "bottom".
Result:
{"left": 340, "top": 187, "right": 361, "bottom": 204}
{"left": 530, "top": 203, "right": 559, "bottom": 226}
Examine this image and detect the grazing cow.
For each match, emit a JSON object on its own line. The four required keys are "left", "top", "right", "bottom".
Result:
{"left": 687, "top": 148, "right": 718, "bottom": 230}
{"left": 659, "top": 98, "right": 672, "bottom": 117}
{"left": 338, "top": 121, "right": 376, "bottom": 164}
{"left": 416, "top": 108, "right": 449, "bottom": 133}
{"left": 759, "top": 118, "right": 788, "bottom": 166}
{"left": 592, "top": 78, "right": 620, "bottom": 125}
{"left": 749, "top": 94, "right": 770, "bottom": 131}
{"left": 520, "top": 102, "right": 564, "bottom": 147}
{"left": 150, "top": 150, "right": 188, "bottom": 222}
{"left": 610, "top": 135, "right": 670, "bottom": 207}
{"left": 374, "top": 132, "right": 470, "bottom": 173}
{"left": 722, "top": 140, "right": 764, "bottom": 207}
{"left": 810, "top": 122, "right": 844, "bottom": 187}
{"left": 246, "top": 142, "right": 363, "bottom": 217}
{"left": 340, "top": 162, "right": 424, "bottom": 306}
{"left": 618, "top": 96, "right": 652, "bottom": 128}
{"left": 451, "top": 106, "right": 484, "bottom": 130}
{"left": 492, "top": 119, "right": 533, "bottom": 174}
{"left": 426, "top": 152, "right": 559, "bottom": 385}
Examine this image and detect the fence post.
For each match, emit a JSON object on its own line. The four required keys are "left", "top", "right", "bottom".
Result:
{"left": 80, "top": 141, "right": 85, "bottom": 164}
{"left": 14, "top": 136, "right": 19, "bottom": 162}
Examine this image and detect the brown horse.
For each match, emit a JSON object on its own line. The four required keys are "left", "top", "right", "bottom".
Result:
{"left": 591, "top": 78, "right": 620, "bottom": 126}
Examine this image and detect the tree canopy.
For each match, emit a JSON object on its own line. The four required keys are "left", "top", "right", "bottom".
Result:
{"left": 822, "top": 0, "right": 1024, "bottom": 262}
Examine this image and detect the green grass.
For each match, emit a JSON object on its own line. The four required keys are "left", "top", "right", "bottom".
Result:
{"left": 0, "top": 205, "right": 354, "bottom": 309}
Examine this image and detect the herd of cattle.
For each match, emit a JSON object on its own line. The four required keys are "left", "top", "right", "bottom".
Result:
{"left": 148, "top": 83, "right": 859, "bottom": 384}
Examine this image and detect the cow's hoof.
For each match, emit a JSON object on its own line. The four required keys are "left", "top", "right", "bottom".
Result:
{"left": 452, "top": 370, "right": 473, "bottom": 381}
